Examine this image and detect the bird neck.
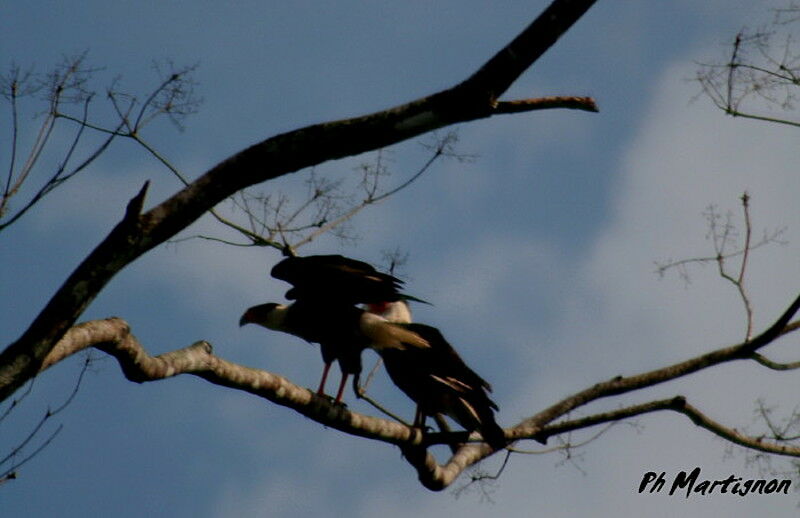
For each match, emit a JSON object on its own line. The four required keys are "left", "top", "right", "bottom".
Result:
{"left": 367, "top": 300, "right": 412, "bottom": 324}
{"left": 263, "top": 304, "right": 291, "bottom": 331}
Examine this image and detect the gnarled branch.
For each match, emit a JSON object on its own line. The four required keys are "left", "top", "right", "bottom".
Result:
{"left": 40, "top": 317, "right": 426, "bottom": 445}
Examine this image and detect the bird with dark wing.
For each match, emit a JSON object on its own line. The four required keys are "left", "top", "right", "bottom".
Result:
{"left": 271, "top": 254, "right": 404, "bottom": 304}
{"left": 240, "top": 254, "right": 429, "bottom": 403}
{"left": 369, "top": 301, "right": 507, "bottom": 450}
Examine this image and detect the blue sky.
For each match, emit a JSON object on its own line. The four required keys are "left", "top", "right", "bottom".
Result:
{"left": 3, "top": 1, "right": 800, "bottom": 516}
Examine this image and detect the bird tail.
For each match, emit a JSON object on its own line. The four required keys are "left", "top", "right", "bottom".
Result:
{"left": 451, "top": 394, "right": 506, "bottom": 450}
{"left": 479, "top": 417, "right": 507, "bottom": 450}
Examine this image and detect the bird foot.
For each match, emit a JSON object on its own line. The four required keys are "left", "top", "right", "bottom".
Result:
{"left": 311, "top": 389, "right": 347, "bottom": 407}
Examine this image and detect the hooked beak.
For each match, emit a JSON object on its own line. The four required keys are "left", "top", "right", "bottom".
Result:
{"left": 239, "top": 311, "right": 251, "bottom": 327}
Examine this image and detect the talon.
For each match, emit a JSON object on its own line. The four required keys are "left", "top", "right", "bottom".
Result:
{"left": 312, "top": 389, "right": 336, "bottom": 404}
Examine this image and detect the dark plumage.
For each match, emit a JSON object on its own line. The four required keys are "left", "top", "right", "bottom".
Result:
{"left": 240, "top": 254, "right": 428, "bottom": 403}
{"left": 377, "top": 322, "right": 506, "bottom": 450}
{"left": 239, "top": 300, "right": 367, "bottom": 392}
{"left": 271, "top": 254, "right": 404, "bottom": 304}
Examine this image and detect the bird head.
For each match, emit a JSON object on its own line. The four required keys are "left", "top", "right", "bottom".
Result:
{"left": 239, "top": 302, "right": 284, "bottom": 329}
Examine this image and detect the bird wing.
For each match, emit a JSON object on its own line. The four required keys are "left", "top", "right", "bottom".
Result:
{"left": 403, "top": 323, "right": 494, "bottom": 393}
{"left": 271, "top": 254, "right": 404, "bottom": 304}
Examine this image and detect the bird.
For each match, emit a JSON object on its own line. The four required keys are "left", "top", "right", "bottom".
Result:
{"left": 240, "top": 254, "right": 429, "bottom": 403}
{"left": 368, "top": 300, "right": 507, "bottom": 450}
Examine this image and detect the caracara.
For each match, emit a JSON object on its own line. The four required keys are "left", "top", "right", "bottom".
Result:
{"left": 369, "top": 301, "right": 506, "bottom": 450}
{"left": 239, "top": 255, "right": 428, "bottom": 403}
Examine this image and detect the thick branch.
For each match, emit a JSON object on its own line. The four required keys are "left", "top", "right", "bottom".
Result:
{"left": 42, "top": 317, "right": 512, "bottom": 491}
{"left": 535, "top": 396, "right": 800, "bottom": 458}
{"left": 40, "top": 318, "right": 427, "bottom": 445}
{"left": 401, "top": 442, "right": 497, "bottom": 491}
{"left": 0, "top": 0, "right": 598, "bottom": 402}
{"left": 495, "top": 96, "right": 598, "bottom": 114}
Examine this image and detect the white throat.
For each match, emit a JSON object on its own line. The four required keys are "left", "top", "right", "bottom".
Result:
{"left": 375, "top": 300, "right": 412, "bottom": 324}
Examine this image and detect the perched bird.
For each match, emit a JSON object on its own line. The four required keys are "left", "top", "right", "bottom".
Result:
{"left": 240, "top": 254, "right": 429, "bottom": 403}
{"left": 369, "top": 301, "right": 506, "bottom": 450}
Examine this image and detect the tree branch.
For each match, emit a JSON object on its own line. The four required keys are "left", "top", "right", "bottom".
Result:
{"left": 535, "top": 396, "right": 800, "bottom": 458}
{"left": 40, "top": 317, "right": 430, "bottom": 445}
{"left": 0, "top": 0, "right": 599, "bottom": 402}
{"left": 676, "top": 398, "right": 800, "bottom": 457}
{"left": 494, "top": 96, "right": 598, "bottom": 114}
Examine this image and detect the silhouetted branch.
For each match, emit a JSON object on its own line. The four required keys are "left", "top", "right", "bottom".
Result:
{"left": 495, "top": 95, "right": 598, "bottom": 114}
{"left": 0, "top": 354, "right": 91, "bottom": 482}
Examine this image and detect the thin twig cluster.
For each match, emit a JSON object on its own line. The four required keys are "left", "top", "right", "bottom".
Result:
{"left": 0, "top": 54, "right": 201, "bottom": 232}
{"left": 695, "top": 7, "right": 800, "bottom": 128}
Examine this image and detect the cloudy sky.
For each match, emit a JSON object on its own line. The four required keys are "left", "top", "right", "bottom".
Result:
{"left": 3, "top": 1, "right": 800, "bottom": 516}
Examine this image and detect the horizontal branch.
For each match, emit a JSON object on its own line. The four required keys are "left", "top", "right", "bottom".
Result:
{"left": 39, "top": 315, "right": 520, "bottom": 494}
{"left": 494, "top": 96, "right": 598, "bottom": 114}
{"left": 531, "top": 396, "right": 800, "bottom": 458}
{"left": 40, "top": 318, "right": 426, "bottom": 445}
{"left": 40, "top": 316, "right": 521, "bottom": 491}
{"left": 534, "top": 397, "right": 681, "bottom": 441}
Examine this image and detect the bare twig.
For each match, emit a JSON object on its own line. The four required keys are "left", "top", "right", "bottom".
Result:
{"left": 696, "top": 15, "right": 800, "bottom": 128}
{"left": 751, "top": 352, "right": 800, "bottom": 370}
{"left": 289, "top": 135, "right": 455, "bottom": 249}
{"left": 0, "top": 55, "right": 194, "bottom": 232}
{"left": 0, "top": 354, "right": 91, "bottom": 480}
{"left": 754, "top": 399, "right": 800, "bottom": 442}
{"left": 655, "top": 194, "right": 787, "bottom": 341}
{"left": 508, "top": 421, "right": 618, "bottom": 454}
{"left": 452, "top": 450, "right": 512, "bottom": 502}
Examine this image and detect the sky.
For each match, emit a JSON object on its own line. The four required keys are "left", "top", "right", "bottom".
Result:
{"left": 2, "top": 1, "right": 800, "bottom": 516}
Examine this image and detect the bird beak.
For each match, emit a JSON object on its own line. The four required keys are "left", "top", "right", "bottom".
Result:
{"left": 239, "top": 312, "right": 250, "bottom": 327}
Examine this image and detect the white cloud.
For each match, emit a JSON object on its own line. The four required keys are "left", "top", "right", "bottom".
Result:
{"left": 527, "top": 56, "right": 800, "bottom": 517}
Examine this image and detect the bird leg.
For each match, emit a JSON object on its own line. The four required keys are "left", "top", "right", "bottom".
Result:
{"left": 334, "top": 373, "right": 350, "bottom": 404}
{"left": 317, "top": 362, "right": 332, "bottom": 396}
{"left": 413, "top": 405, "right": 425, "bottom": 429}
{"left": 433, "top": 413, "right": 460, "bottom": 454}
